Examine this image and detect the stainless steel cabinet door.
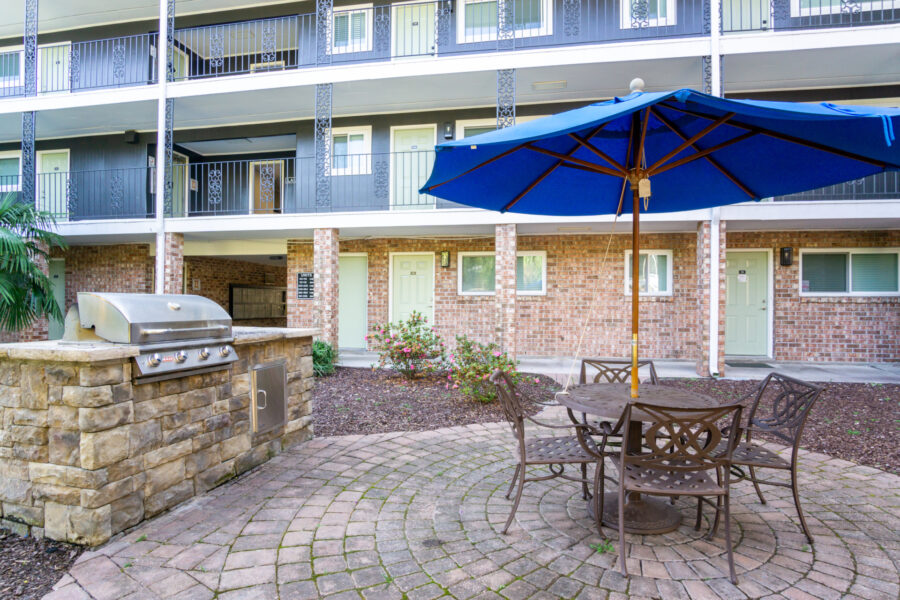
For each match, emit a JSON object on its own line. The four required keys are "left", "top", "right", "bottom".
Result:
{"left": 251, "top": 362, "right": 286, "bottom": 433}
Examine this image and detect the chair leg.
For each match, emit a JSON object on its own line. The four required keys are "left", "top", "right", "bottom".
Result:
{"left": 592, "top": 458, "right": 604, "bottom": 532}
{"left": 581, "top": 462, "right": 590, "bottom": 501}
{"left": 503, "top": 468, "right": 526, "bottom": 535}
{"left": 723, "top": 492, "right": 737, "bottom": 585}
{"left": 749, "top": 466, "right": 766, "bottom": 504}
{"left": 695, "top": 497, "right": 703, "bottom": 531}
{"left": 618, "top": 486, "right": 628, "bottom": 578}
{"left": 708, "top": 494, "right": 723, "bottom": 539}
{"left": 505, "top": 464, "right": 521, "bottom": 500}
{"left": 791, "top": 467, "right": 814, "bottom": 544}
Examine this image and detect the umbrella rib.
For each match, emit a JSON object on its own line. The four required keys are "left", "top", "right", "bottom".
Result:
{"left": 650, "top": 131, "right": 758, "bottom": 176}
{"left": 658, "top": 102, "right": 889, "bottom": 168}
{"left": 650, "top": 107, "right": 756, "bottom": 198}
{"left": 424, "top": 144, "right": 527, "bottom": 192}
{"left": 647, "top": 112, "right": 735, "bottom": 173}
{"left": 524, "top": 144, "right": 623, "bottom": 178}
{"left": 567, "top": 133, "right": 627, "bottom": 175}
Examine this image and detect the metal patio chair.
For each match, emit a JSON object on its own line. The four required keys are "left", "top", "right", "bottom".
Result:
{"left": 490, "top": 370, "right": 602, "bottom": 534}
{"left": 720, "top": 372, "right": 823, "bottom": 543}
{"left": 607, "top": 402, "right": 744, "bottom": 584}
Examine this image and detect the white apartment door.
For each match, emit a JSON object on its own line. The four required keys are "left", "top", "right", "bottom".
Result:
{"left": 391, "top": 254, "right": 433, "bottom": 323}
{"left": 725, "top": 251, "right": 769, "bottom": 356}
{"left": 48, "top": 259, "right": 65, "bottom": 340}
{"left": 391, "top": 126, "right": 435, "bottom": 209}
{"left": 37, "top": 150, "right": 69, "bottom": 219}
{"left": 39, "top": 44, "right": 71, "bottom": 93}
{"left": 392, "top": 2, "right": 436, "bottom": 57}
{"left": 338, "top": 255, "right": 368, "bottom": 348}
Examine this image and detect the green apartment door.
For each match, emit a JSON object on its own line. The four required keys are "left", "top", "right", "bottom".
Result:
{"left": 391, "top": 254, "right": 433, "bottom": 323}
{"left": 392, "top": 2, "right": 436, "bottom": 57}
{"left": 338, "top": 255, "right": 368, "bottom": 348}
{"left": 48, "top": 259, "right": 65, "bottom": 340}
{"left": 725, "top": 251, "right": 768, "bottom": 356}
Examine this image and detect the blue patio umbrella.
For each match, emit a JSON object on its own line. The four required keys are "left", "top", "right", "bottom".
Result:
{"left": 421, "top": 86, "right": 900, "bottom": 396}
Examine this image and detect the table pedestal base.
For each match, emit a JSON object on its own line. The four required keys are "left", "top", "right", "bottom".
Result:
{"left": 587, "top": 495, "right": 682, "bottom": 534}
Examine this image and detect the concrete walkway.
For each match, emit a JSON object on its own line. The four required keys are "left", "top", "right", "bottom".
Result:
{"left": 339, "top": 350, "right": 900, "bottom": 384}
{"left": 45, "top": 404, "right": 900, "bottom": 600}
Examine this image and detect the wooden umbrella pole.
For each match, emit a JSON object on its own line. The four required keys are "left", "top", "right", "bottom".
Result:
{"left": 631, "top": 185, "right": 640, "bottom": 399}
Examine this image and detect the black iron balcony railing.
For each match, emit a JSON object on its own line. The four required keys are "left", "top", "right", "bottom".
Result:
{"left": 775, "top": 171, "right": 900, "bottom": 201}
{"left": 29, "top": 168, "right": 155, "bottom": 220}
{"left": 723, "top": 0, "right": 899, "bottom": 32}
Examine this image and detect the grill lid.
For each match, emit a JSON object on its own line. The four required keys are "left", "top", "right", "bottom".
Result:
{"left": 77, "top": 292, "right": 232, "bottom": 345}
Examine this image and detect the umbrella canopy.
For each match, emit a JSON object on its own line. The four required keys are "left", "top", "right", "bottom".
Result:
{"left": 421, "top": 88, "right": 900, "bottom": 397}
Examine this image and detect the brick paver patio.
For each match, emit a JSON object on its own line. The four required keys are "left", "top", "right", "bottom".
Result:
{"left": 45, "top": 406, "right": 900, "bottom": 600}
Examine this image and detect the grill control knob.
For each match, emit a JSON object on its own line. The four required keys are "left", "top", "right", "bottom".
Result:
{"left": 219, "top": 346, "right": 231, "bottom": 358}
{"left": 174, "top": 350, "right": 188, "bottom": 364}
{"left": 198, "top": 348, "right": 210, "bottom": 360}
{"left": 147, "top": 353, "right": 161, "bottom": 367}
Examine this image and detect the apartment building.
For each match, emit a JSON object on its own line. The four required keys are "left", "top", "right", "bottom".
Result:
{"left": 1, "top": 0, "right": 898, "bottom": 375}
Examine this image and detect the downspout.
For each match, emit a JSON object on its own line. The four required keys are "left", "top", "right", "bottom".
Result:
{"left": 153, "top": 0, "right": 169, "bottom": 294}
{"left": 709, "top": 207, "right": 721, "bottom": 376}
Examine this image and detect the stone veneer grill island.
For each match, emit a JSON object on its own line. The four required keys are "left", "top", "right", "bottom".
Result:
{"left": 0, "top": 326, "right": 316, "bottom": 546}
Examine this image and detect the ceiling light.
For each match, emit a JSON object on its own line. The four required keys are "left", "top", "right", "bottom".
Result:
{"left": 532, "top": 80, "right": 567, "bottom": 91}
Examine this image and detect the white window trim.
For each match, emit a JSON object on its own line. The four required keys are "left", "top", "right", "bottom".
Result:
{"left": 789, "top": 0, "right": 900, "bottom": 17}
{"left": 516, "top": 250, "right": 547, "bottom": 296}
{"left": 332, "top": 3, "right": 374, "bottom": 54}
{"left": 0, "top": 150, "right": 22, "bottom": 192}
{"left": 454, "top": 115, "right": 544, "bottom": 140}
{"left": 0, "top": 47, "right": 24, "bottom": 87}
{"left": 457, "top": 250, "right": 548, "bottom": 296}
{"left": 456, "top": 0, "right": 554, "bottom": 44}
{"left": 799, "top": 247, "right": 900, "bottom": 297}
{"left": 623, "top": 249, "right": 674, "bottom": 297}
{"left": 331, "top": 125, "right": 372, "bottom": 176}
{"left": 620, "top": 0, "right": 678, "bottom": 29}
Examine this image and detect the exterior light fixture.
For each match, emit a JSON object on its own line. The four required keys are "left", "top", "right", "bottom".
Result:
{"left": 443, "top": 122, "right": 454, "bottom": 139}
{"left": 780, "top": 247, "right": 793, "bottom": 266}
{"left": 440, "top": 251, "right": 451, "bottom": 267}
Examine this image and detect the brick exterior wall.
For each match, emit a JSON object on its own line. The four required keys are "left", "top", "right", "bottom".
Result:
{"left": 696, "top": 220, "right": 727, "bottom": 376}
{"left": 287, "top": 240, "right": 315, "bottom": 330}
{"left": 313, "top": 229, "right": 340, "bottom": 348}
{"left": 16, "top": 242, "right": 50, "bottom": 343}
{"left": 183, "top": 257, "right": 287, "bottom": 327}
{"left": 163, "top": 233, "right": 184, "bottom": 295}
{"left": 495, "top": 225, "right": 517, "bottom": 356}
{"left": 729, "top": 230, "right": 900, "bottom": 363}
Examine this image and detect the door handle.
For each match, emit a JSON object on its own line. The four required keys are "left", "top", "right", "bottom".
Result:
{"left": 257, "top": 389, "right": 267, "bottom": 410}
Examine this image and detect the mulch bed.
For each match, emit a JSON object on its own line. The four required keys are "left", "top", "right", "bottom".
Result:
{"left": 0, "top": 530, "right": 81, "bottom": 599}
{"left": 660, "top": 378, "right": 899, "bottom": 475}
{"left": 313, "top": 367, "right": 559, "bottom": 436}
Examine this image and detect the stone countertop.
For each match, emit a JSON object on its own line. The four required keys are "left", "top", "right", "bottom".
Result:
{"left": 0, "top": 327, "right": 319, "bottom": 361}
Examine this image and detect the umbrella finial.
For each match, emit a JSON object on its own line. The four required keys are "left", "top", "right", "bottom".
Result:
{"left": 629, "top": 78, "right": 645, "bottom": 93}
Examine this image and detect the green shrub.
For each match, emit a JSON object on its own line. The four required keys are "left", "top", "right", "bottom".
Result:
{"left": 368, "top": 311, "right": 446, "bottom": 379}
{"left": 447, "top": 335, "right": 520, "bottom": 402}
{"left": 312, "top": 339, "right": 336, "bottom": 377}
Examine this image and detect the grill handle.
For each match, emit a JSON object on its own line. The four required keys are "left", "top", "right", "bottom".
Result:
{"left": 137, "top": 324, "right": 229, "bottom": 338}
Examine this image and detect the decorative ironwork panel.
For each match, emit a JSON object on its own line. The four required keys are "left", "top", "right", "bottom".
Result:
{"left": 209, "top": 31, "right": 225, "bottom": 68}
{"left": 113, "top": 44, "right": 126, "bottom": 80}
{"left": 563, "top": 0, "right": 581, "bottom": 37}
{"left": 701, "top": 55, "right": 712, "bottom": 95}
{"left": 703, "top": 0, "right": 711, "bottom": 33}
{"left": 208, "top": 169, "right": 223, "bottom": 205}
{"left": 259, "top": 164, "right": 276, "bottom": 207}
{"left": 24, "top": 0, "right": 38, "bottom": 96}
{"left": 21, "top": 112, "right": 35, "bottom": 205}
{"left": 719, "top": 55, "right": 725, "bottom": 97}
{"left": 316, "top": 0, "right": 333, "bottom": 65}
{"left": 772, "top": 0, "right": 790, "bottom": 24}
{"left": 375, "top": 12, "right": 391, "bottom": 53}
{"left": 68, "top": 47, "right": 80, "bottom": 89}
{"left": 840, "top": 0, "right": 862, "bottom": 12}
{"left": 497, "top": 69, "right": 516, "bottom": 129}
{"left": 374, "top": 159, "right": 389, "bottom": 202}
{"left": 315, "top": 83, "right": 333, "bottom": 208}
{"left": 110, "top": 174, "right": 124, "bottom": 211}
{"left": 166, "top": 0, "right": 176, "bottom": 81}
{"left": 66, "top": 179, "right": 78, "bottom": 215}
{"left": 436, "top": 1, "right": 452, "bottom": 50}
{"left": 631, "top": 0, "right": 651, "bottom": 28}
{"left": 261, "top": 22, "right": 277, "bottom": 63}
{"left": 497, "top": 0, "right": 515, "bottom": 50}
{"left": 164, "top": 98, "right": 174, "bottom": 215}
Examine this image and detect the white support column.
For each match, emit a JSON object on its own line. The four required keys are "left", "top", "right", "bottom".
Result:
{"left": 710, "top": 0, "right": 722, "bottom": 97}
{"left": 154, "top": 0, "right": 170, "bottom": 294}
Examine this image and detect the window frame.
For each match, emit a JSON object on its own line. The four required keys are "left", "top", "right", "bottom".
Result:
{"left": 0, "top": 47, "right": 24, "bottom": 87}
{"left": 0, "top": 150, "right": 22, "bottom": 192}
{"left": 620, "top": 0, "right": 678, "bottom": 29}
{"left": 454, "top": 115, "right": 545, "bottom": 140}
{"left": 457, "top": 250, "right": 548, "bottom": 296}
{"left": 623, "top": 249, "right": 674, "bottom": 297}
{"left": 789, "top": 0, "right": 900, "bottom": 17}
{"left": 799, "top": 248, "right": 900, "bottom": 297}
{"left": 456, "top": 0, "right": 554, "bottom": 44}
{"left": 331, "top": 125, "right": 372, "bottom": 176}
{"left": 332, "top": 3, "right": 374, "bottom": 54}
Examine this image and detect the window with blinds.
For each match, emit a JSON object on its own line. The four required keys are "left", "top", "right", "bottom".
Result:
{"left": 458, "top": 251, "right": 547, "bottom": 295}
{"left": 333, "top": 6, "right": 372, "bottom": 53}
{"left": 625, "top": 250, "right": 673, "bottom": 296}
{"left": 801, "top": 250, "right": 899, "bottom": 295}
{"left": 0, "top": 152, "right": 20, "bottom": 192}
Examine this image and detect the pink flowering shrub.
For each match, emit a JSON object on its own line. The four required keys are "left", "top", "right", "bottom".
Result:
{"left": 448, "top": 335, "right": 520, "bottom": 403}
{"left": 368, "top": 311, "right": 446, "bottom": 379}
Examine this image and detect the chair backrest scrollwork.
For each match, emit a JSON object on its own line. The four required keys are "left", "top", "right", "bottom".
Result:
{"left": 490, "top": 370, "right": 527, "bottom": 444}
{"left": 748, "top": 372, "right": 822, "bottom": 447}
{"left": 580, "top": 358, "right": 659, "bottom": 385}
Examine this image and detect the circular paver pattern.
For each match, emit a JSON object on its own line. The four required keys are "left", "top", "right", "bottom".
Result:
{"left": 47, "top": 408, "right": 900, "bottom": 600}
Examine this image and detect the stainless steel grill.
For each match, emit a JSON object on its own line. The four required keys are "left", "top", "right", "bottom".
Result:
{"left": 73, "top": 292, "right": 238, "bottom": 383}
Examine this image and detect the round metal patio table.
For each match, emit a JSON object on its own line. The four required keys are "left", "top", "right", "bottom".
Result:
{"left": 557, "top": 383, "right": 719, "bottom": 535}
